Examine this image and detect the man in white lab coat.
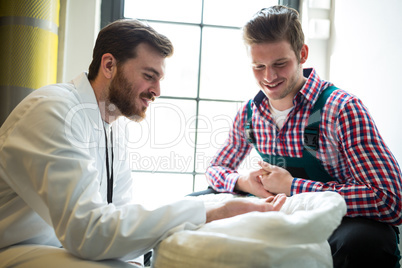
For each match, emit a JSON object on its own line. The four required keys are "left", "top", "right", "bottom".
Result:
{"left": 0, "top": 19, "right": 286, "bottom": 267}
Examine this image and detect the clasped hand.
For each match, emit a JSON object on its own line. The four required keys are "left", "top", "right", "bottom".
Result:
{"left": 258, "top": 161, "right": 293, "bottom": 196}
{"left": 236, "top": 161, "right": 293, "bottom": 198}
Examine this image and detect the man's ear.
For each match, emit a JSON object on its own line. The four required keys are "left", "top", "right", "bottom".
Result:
{"left": 100, "top": 53, "right": 116, "bottom": 79}
{"left": 299, "top": 44, "right": 309, "bottom": 64}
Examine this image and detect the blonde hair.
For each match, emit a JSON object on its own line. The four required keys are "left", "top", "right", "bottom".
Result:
{"left": 243, "top": 5, "right": 304, "bottom": 61}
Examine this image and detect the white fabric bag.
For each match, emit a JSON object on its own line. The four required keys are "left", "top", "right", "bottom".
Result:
{"left": 152, "top": 191, "right": 347, "bottom": 268}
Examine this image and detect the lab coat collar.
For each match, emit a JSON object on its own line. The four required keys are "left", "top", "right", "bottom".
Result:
{"left": 71, "top": 72, "right": 109, "bottom": 133}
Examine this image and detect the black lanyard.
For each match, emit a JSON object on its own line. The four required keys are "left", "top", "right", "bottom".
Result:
{"left": 103, "top": 125, "right": 114, "bottom": 204}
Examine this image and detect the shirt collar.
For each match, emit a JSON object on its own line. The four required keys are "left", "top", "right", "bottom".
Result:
{"left": 253, "top": 68, "right": 332, "bottom": 113}
{"left": 296, "top": 68, "right": 333, "bottom": 106}
{"left": 253, "top": 68, "right": 333, "bottom": 113}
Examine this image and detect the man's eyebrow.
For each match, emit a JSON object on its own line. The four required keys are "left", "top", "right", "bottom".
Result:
{"left": 275, "top": 57, "right": 288, "bottom": 62}
{"left": 144, "top": 67, "right": 161, "bottom": 78}
{"left": 252, "top": 57, "right": 289, "bottom": 65}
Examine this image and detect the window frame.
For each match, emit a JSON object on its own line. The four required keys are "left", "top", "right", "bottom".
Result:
{"left": 100, "top": 0, "right": 294, "bottom": 192}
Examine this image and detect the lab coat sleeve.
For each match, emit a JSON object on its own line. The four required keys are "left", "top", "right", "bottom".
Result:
{"left": 0, "top": 94, "right": 206, "bottom": 261}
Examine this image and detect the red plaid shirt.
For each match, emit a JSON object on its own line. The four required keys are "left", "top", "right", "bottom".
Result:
{"left": 206, "top": 68, "right": 402, "bottom": 225}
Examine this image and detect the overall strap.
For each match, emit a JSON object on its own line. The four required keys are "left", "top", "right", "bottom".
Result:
{"left": 245, "top": 86, "right": 338, "bottom": 183}
{"left": 304, "top": 85, "right": 338, "bottom": 151}
{"left": 245, "top": 86, "right": 337, "bottom": 145}
{"left": 245, "top": 90, "right": 265, "bottom": 144}
{"left": 245, "top": 99, "right": 256, "bottom": 144}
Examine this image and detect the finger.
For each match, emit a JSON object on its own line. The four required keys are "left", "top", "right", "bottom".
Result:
{"left": 264, "top": 193, "right": 283, "bottom": 204}
{"left": 272, "top": 193, "right": 284, "bottom": 202}
{"left": 257, "top": 189, "right": 274, "bottom": 199}
{"left": 259, "top": 169, "right": 270, "bottom": 176}
{"left": 258, "top": 161, "right": 274, "bottom": 171}
{"left": 254, "top": 169, "right": 269, "bottom": 177}
{"left": 260, "top": 190, "right": 275, "bottom": 200}
{"left": 272, "top": 194, "right": 287, "bottom": 211}
{"left": 256, "top": 175, "right": 262, "bottom": 184}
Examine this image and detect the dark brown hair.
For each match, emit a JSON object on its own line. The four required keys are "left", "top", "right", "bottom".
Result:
{"left": 88, "top": 19, "right": 173, "bottom": 81}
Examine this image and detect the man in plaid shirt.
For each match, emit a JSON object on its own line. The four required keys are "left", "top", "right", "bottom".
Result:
{"left": 205, "top": 5, "right": 402, "bottom": 268}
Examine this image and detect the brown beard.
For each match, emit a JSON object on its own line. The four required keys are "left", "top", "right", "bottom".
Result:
{"left": 108, "top": 68, "right": 154, "bottom": 122}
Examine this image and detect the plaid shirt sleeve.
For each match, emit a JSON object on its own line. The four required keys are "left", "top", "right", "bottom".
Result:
{"left": 206, "top": 70, "right": 402, "bottom": 225}
{"left": 206, "top": 103, "right": 253, "bottom": 192}
{"left": 292, "top": 94, "right": 402, "bottom": 225}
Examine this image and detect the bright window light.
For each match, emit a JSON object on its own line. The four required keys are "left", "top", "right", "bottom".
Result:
{"left": 124, "top": 0, "right": 279, "bottom": 205}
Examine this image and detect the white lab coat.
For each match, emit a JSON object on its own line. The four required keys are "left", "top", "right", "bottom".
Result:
{"left": 0, "top": 73, "right": 206, "bottom": 261}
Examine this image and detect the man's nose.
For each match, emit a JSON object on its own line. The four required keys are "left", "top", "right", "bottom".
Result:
{"left": 150, "top": 81, "right": 161, "bottom": 97}
{"left": 264, "top": 67, "right": 278, "bottom": 83}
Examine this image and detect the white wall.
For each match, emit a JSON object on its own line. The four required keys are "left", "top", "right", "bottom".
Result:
{"left": 58, "top": 0, "right": 101, "bottom": 83}
{"left": 301, "top": 0, "right": 332, "bottom": 79}
{"left": 329, "top": 0, "right": 402, "bottom": 164}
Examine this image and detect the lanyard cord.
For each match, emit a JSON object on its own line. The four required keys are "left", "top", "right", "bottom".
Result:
{"left": 103, "top": 125, "right": 114, "bottom": 204}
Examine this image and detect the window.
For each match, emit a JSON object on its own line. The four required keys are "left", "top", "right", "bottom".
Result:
{"left": 112, "top": 0, "right": 280, "bottom": 208}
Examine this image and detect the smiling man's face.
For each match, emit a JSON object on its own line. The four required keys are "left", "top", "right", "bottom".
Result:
{"left": 108, "top": 42, "right": 165, "bottom": 122}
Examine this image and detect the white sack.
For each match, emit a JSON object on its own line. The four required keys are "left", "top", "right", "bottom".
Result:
{"left": 152, "top": 191, "right": 347, "bottom": 268}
